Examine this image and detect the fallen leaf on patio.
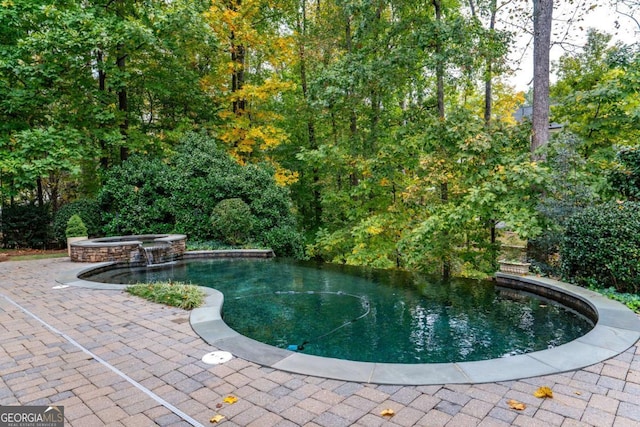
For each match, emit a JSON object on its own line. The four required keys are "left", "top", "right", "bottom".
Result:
{"left": 380, "top": 408, "right": 395, "bottom": 417}
{"left": 223, "top": 395, "right": 238, "bottom": 404}
{"left": 209, "top": 414, "right": 225, "bottom": 423}
{"left": 575, "top": 391, "right": 582, "bottom": 396}
{"left": 216, "top": 403, "right": 223, "bottom": 409}
{"left": 533, "top": 386, "right": 553, "bottom": 398}
{"left": 507, "top": 399, "right": 526, "bottom": 410}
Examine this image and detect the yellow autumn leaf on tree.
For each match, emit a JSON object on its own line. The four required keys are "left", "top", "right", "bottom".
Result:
{"left": 366, "top": 225, "right": 383, "bottom": 235}
{"left": 274, "top": 168, "right": 299, "bottom": 186}
{"left": 533, "top": 386, "right": 553, "bottom": 398}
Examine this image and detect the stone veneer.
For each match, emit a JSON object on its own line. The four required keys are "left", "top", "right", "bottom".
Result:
{"left": 70, "top": 234, "right": 187, "bottom": 263}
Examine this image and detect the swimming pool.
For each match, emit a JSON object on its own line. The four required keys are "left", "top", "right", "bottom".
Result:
{"left": 82, "top": 257, "right": 595, "bottom": 364}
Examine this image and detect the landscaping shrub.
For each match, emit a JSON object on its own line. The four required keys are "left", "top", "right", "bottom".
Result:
{"left": 169, "top": 133, "right": 304, "bottom": 256}
{"left": 1, "top": 204, "right": 52, "bottom": 248}
{"left": 98, "top": 156, "right": 176, "bottom": 236}
{"left": 263, "top": 224, "right": 305, "bottom": 259}
{"left": 52, "top": 199, "right": 102, "bottom": 243}
{"left": 561, "top": 201, "right": 640, "bottom": 293}
{"left": 65, "top": 214, "right": 88, "bottom": 238}
{"left": 210, "top": 198, "right": 255, "bottom": 245}
{"left": 98, "top": 133, "right": 305, "bottom": 257}
{"left": 608, "top": 146, "right": 640, "bottom": 201}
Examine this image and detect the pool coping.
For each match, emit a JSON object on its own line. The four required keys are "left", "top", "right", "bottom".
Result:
{"left": 58, "top": 259, "right": 640, "bottom": 386}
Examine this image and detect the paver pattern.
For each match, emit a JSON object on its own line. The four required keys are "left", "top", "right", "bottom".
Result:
{"left": 1, "top": 258, "right": 639, "bottom": 426}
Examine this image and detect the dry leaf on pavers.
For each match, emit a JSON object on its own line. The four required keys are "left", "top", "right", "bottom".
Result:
{"left": 380, "top": 409, "right": 395, "bottom": 417}
{"left": 533, "top": 386, "right": 553, "bottom": 398}
{"left": 209, "top": 414, "right": 225, "bottom": 423}
{"left": 507, "top": 399, "right": 526, "bottom": 410}
{"left": 575, "top": 391, "right": 582, "bottom": 396}
{"left": 223, "top": 395, "right": 238, "bottom": 404}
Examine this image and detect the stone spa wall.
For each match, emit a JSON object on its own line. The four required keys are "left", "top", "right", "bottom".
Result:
{"left": 70, "top": 234, "right": 187, "bottom": 263}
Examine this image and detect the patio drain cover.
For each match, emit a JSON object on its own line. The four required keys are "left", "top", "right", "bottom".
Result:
{"left": 202, "top": 351, "right": 233, "bottom": 365}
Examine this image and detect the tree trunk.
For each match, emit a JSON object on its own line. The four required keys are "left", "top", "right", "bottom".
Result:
{"left": 298, "top": 0, "right": 321, "bottom": 226}
{"left": 36, "top": 177, "right": 44, "bottom": 208}
{"left": 231, "top": 31, "right": 246, "bottom": 115}
{"left": 97, "top": 50, "right": 109, "bottom": 170}
{"left": 531, "top": 0, "right": 553, "bottom": 156}
{"left": 433, "top": 0, "right": 450, "bottom": 279}
{"left": 484, "top": 0, "right": 497, "bottom": 127}
{"left": 49, "top": 172, "right": 59, "bottom": 214}
{"left": 116, "top": 46, "right": 128, "bottom": 162}
{"left": 433, "top": 0, "right": 445, "bottom": 119}
{"left": 227, "top": 0, "right": 246, "bottom": 116}
{"left": 345, "top": 16, "right": 357, "bottom": 140}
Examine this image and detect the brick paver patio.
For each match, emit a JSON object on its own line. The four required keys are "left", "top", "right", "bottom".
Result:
{"left": 1, "top": 258, "right": 639, "bottom": 426}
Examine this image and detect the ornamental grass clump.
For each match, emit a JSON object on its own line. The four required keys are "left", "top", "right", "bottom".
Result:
{"left": 126, "top": 281, "right": 204, "bottom": 310}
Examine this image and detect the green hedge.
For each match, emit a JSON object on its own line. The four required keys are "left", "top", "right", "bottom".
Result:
{"left": 52, "top": 199, "right": 103, "bottom": 243}
{"left": 210, "top": 198, "right": 255, "bottom": 245}
{"left": 1, "top": 204, "right": 52, "bottom": 248}
{"left": 561, "top": 201, "right": 640, "bottom": 293}
{"left": 608, "top": 146, "right": 640, "bottom": 201}
{"left": 98, "top": 133, "right": 304, "bottom": 257}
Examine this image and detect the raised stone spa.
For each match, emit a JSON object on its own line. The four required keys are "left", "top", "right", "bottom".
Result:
{"left": 69, "top": 234, "right": 187, "bottom": 263}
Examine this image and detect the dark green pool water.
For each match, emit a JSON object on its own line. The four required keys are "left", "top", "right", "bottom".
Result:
{"left": 85, "top": 258, "right": 594, "bottom": 364}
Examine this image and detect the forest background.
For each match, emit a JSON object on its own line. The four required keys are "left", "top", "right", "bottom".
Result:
{"left": 0, "top": 0, "right": 639, "bottom": 292}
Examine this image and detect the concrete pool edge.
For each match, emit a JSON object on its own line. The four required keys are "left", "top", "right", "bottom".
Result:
{"left": 58, "top": 259, "right": 640, "bottom": 386}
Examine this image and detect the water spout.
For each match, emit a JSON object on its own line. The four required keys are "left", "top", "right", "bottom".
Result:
{"left": 139, "top": 243, "right": 171, "bottom": 266}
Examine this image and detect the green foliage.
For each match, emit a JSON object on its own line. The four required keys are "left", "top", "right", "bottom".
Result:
{"left": 10, "top": 0, "right": 639, "bottom": 284}
{"left": 0, "top": 0, "right": 220, "bottom": 207}
{"left": 608, "top": 146, "right": 640, "bottom": 201}
{"left": 552, "top": 32, "right": 640, "bottom": 152}
{"left": 0, "top": 127, "right": 85, "bottom": 200}
{"left": 210, "top": 198, "right": 255, "bottom": 245}
{"left": 528, "top": 133, "right": 599, "bottom": 275}
{"left": 65, "top": 214, "right": 88, "bottom": 238}
{"left": 0, "top": 204, "right": 52, "bottom": 248}
{"left": 98, "top": 133, "right": 304, "bottom": 257}
{"left": 303, "top": 111, "right": 544, "bottom": 277}
{"left": 399, "top": 115, "right": 544, "bottom": 277}
{"left": 53, "top": 200, "right": 102, "bottom": 242}
{"left": 98, "top": 156, "right": 176, "bottom": 236}
{"left": 561, "top": 201, "right": 640, "bottom": 293}
{"left": 126, "top": 281, "right": 204, "bottom": 310}
{"left": 262, "top": 224, "right": 305, "bottom": 260}
{"left": 186, "top": 240, "right": 265, "bottom": 251}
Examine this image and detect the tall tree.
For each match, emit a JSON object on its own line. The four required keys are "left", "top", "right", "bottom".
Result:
{"left": 205, "top": 0, "right": 296, "bottom": 170}
{"left": 552, "top": 32, "right": 640, "bottom": 152}
{"left": 0, "top": 0, "right": 218, "bottom": 206}
{"left": 531, "top": 0, "right": 553, "bottom": 155}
